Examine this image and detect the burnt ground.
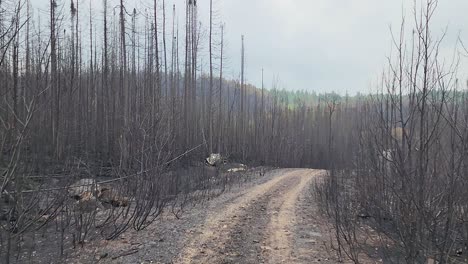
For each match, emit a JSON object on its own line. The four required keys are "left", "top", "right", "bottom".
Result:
{"left": 42, "top": 167, "right": 467, "bottom": 264}
{"left": 66, "top": 169, "right": 342, "bottom": 264}
{"left": 56, "top": 169, "right": 366, "bottom": 263}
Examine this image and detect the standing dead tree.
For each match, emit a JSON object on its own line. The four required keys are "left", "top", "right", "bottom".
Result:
{"left": 314, "top": 1, "right": 468, "bottom": 263}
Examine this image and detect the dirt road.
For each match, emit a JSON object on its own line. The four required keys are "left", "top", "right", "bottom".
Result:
{"left": 175, "top": 169, "right": 331, "bottom": 264}
{"left": 71, "top": 169, "right": 336, "bottom": 264}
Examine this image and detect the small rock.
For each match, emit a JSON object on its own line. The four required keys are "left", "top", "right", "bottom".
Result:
{"left": 261, "top": 246, "right": 272, "bottom": 251}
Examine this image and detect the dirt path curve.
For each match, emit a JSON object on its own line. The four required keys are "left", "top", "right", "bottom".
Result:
{"left": 175, "top": 169, "right": 325, "bottom": 264}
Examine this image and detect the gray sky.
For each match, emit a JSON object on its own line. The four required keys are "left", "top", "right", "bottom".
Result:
{"left": 32, "top": 0, "right": 468, "bottom": 94}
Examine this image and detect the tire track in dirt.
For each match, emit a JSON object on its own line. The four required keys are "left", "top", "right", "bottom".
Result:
{"left": 218, "top": 174, "right": 302, "bottom": 264}
{"left": 264, "top": 169, "right": 321, "bottom": 263}
{"left": 175, "top": 169, "right": 323, "bottom": 264}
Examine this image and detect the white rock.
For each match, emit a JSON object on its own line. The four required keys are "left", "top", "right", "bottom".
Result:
{"left": 206, "top": 153, "right": 222, "bottom": 166}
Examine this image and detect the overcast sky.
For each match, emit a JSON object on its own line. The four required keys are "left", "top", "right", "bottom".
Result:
{"left": 32, "top": 0, "right": 468, "bottom": 94}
